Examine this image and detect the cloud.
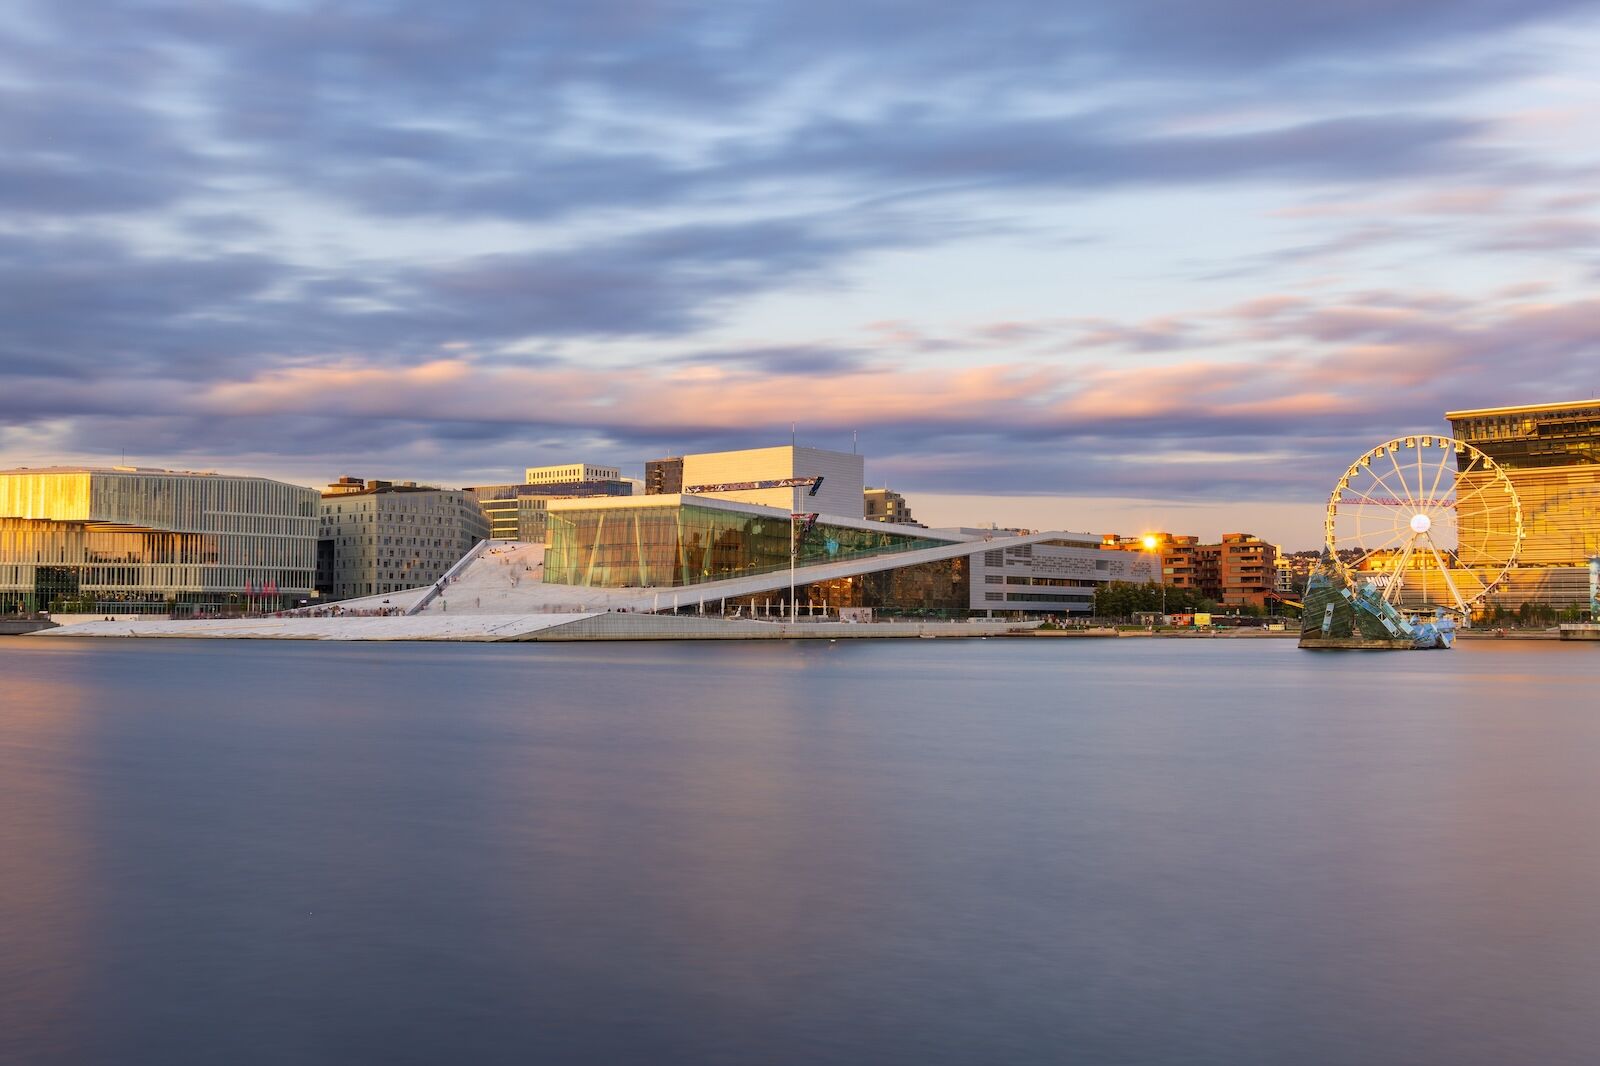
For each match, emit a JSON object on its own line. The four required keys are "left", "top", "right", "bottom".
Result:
{"left": 755, "top": 113, "right": 1491, "bottom": 195}
{"left": 0, "top": 234, "right": 286, "bottom": 378}
{"left": 17, "top": 283, "right": 1576, "bottom": 483}
{"left": 0, "top": 84, "right": 203, "bottom": 215}
{"left": 663, "top": 345, "right": 871, "bottom": 375}
{"left": 0, "top": 211, "right": 921, "bottom": 386}
{"left": 6, "top": 0, "right": 1561, "bottom": 232}
{"left": 1474, "top": 216, "right": 1600, "bottom": 252}
{"left": 3, "top": 0, "right": 1599, "bottom": 517}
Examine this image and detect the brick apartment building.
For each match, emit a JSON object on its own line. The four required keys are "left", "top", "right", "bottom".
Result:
{"left": 1103, "top": 531, "right": 1278, "bottom": 608}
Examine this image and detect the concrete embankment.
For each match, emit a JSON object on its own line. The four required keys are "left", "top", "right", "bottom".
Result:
{"left": 0, "top": 619, "right": 55, "bottom": 636}
{"left": 524, "top": 615, "right": 1033, "bottom": 641}
{"left": 33, "top": 613, "right": 1038, "bottom": 643}
{"left": 1029, "top": 627, "right": 1297, "bottom": 638}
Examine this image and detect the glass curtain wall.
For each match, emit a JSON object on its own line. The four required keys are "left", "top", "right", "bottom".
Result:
{"left": 797, "top": 557, "right": 972, "bottom": 615}
{"left": 545, "top": 503, "right": 946, "bottom": 587}
{"left": 0, "top": 471, "right": 318, "bottom": 614}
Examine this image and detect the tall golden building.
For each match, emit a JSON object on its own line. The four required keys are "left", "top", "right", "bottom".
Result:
{"left": 0, "top": 467, "right": 317, "bottom": 616}
{"left": 1446, "top": 400, "right": 1600, "bottom": 608}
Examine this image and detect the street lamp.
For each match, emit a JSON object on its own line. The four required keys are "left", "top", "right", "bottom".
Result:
{"left": 1141, "top": 534, "right": 1166, "bottom": 621}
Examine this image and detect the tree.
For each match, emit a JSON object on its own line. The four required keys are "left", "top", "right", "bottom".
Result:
{"left": 1093, "top": 581, "right": 1216, "bottom": 620}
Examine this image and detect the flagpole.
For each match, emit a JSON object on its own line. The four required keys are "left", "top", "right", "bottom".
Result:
{"left": 790, "top": 481, "right": 797, "bottom": 624}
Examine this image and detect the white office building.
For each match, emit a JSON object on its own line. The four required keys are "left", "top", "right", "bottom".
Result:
{"left": 525, "top": 463, "right": 621, "bottom": 486}
{"left": 677, "top": 445, "right": 865, "bottom": 519}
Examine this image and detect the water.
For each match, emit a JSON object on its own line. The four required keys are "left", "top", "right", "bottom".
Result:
{"left": 2, "top": 637, "right": 1598, "bottom": 1065}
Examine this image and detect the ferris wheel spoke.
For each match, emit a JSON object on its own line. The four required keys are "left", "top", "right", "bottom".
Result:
{"left": 1337, "top": 486, "right": 1414, "bottom": 518}
{"left": 1415, "top": 443, "right": 1427, "bottom": 509}
{"left": 1348, "top": 526, "right": 1411, "bottom": 571}
{"left": 1385, "top": 447, "right": 1416, "bottom": 505}
{"left": 1331, "top": 530, "right": 1400, "bottom": 545}
{"left": 1456, "top": 502, "right": 1515, "bottom": 521}
{"left": 1381, "top": 534, "right": 1419, "bottom": 604}
{"left": 1335, "top": 484, "right": 1391, "bottom": 508}
{"left": 1452, "top": 474, "right": 1504, "bottom": 515}
{"left": 1421, "top": 534, "right": 1474, "bottom": 616}
{"left": 1362, "top": 463, "right": 1412, "bottom": 507}
{"left": 1424, "top": 446, "right": 1452, "bottom": 510}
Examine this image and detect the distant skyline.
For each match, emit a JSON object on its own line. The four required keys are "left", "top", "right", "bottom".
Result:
{"left": 3, "top": 1, "right": 1599, "bottom": 550}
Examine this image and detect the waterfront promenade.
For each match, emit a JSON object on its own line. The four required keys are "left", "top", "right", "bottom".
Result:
{"left": 32, "top": 612, "right": 1038, "bottom": 641}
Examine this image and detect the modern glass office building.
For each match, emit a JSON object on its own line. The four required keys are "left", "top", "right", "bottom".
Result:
{"left": 0, "top": 467, "right": 318, "bottom": 615}
{"left": 1447, "top": 400, "right": 1600, "bottom": 609}
{"left": 544, "top": 496, "right": 947, "bottom": 588}
{"left": 540, "top": 494, "right": 1143, "bottom": 617}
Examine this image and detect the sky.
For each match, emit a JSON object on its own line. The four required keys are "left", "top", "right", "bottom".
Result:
{"left": 3, "top": 0, "right": 1600, "bottom": 549}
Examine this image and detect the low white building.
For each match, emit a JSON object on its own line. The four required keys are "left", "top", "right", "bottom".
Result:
{"left": 525, "top": 463, "right": 620, "bottom": 486}
{"left": 968, "top": 534, "right": 1153, "bottom": 614}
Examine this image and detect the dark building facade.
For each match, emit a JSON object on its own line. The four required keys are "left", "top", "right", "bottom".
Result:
{"left": 863, "top": 487, "right": 917, "bottom": 525}
{"left": 644, "top": 457, "right": 684, "bottom": 495}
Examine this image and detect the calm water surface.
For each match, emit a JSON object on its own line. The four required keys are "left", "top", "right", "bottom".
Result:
{"left": 2, "top": 636, "right": 1598, "bottom": 1065}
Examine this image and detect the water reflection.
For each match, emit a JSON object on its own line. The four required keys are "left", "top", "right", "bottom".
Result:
{"left": 0, "top": 645, "right": 96, "bottom": 1065}
{"left": 0, "top": 638, "right": 1597, "bottom": 1064}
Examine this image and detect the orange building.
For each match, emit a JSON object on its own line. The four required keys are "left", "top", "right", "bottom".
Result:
{"left": 1102, "top": 530, "right": 1277, "bottom": 607}
{"left": 1101, "top": 531, "right": 1200, "bottom": 589}
{"left": 1213, "top": 532, "right": 1277, "bottom": 608}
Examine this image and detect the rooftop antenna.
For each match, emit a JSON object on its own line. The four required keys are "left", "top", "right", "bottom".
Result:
{"left": 790, "top": 422, "right": 796, "bottom": 448}
{"left": 852, "top": 429, "right": 857, "bottom": 454}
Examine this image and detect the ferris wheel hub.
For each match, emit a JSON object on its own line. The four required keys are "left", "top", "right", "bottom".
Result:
{"left": 1409, "top": 513, "right": 1432, "bottom": 534}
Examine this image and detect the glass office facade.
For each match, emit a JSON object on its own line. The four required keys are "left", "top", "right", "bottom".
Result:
{"left": 544, "top": 502, "right": 946, "bottom": 588}
{"left": 796, "top": 557, "right": 972, "bottom": 614}
{"left": 0, "top": 469, "right": 317, "bottom": 614}
{"left": 1448, "top": 403, "right": 1600, "bottom": 610}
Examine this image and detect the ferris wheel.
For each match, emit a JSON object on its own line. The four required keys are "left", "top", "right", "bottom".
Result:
{"left": 1325, "top": 435, "right": 1523, "bottom": 617}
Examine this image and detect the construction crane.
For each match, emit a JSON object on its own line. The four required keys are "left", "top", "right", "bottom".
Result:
{"left": 683, "top": 476, "right": 825, "bottom": 622}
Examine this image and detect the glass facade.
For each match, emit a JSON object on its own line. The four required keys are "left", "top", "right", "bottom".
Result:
{"left": 544, "top": 502, "right": 946, "bottom": 588}
{"left": 0, "top": 469, "right": 318, "bottom": 614}
{"left": 797, "top": 557, "right": 971, "bottom": 614}
{"left": 1450, "top": 403, "right": 1600, "bottom": 571}
{"left": 1451, "top": 402, "right": 1600, "bottom": 469}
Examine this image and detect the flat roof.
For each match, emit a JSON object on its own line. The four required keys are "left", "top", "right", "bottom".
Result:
{"left": 0, "top": 465, "right": 262, "bottom": 478}
{"left": 1445, "top": 399, "right": 1600, "bottom": 419}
